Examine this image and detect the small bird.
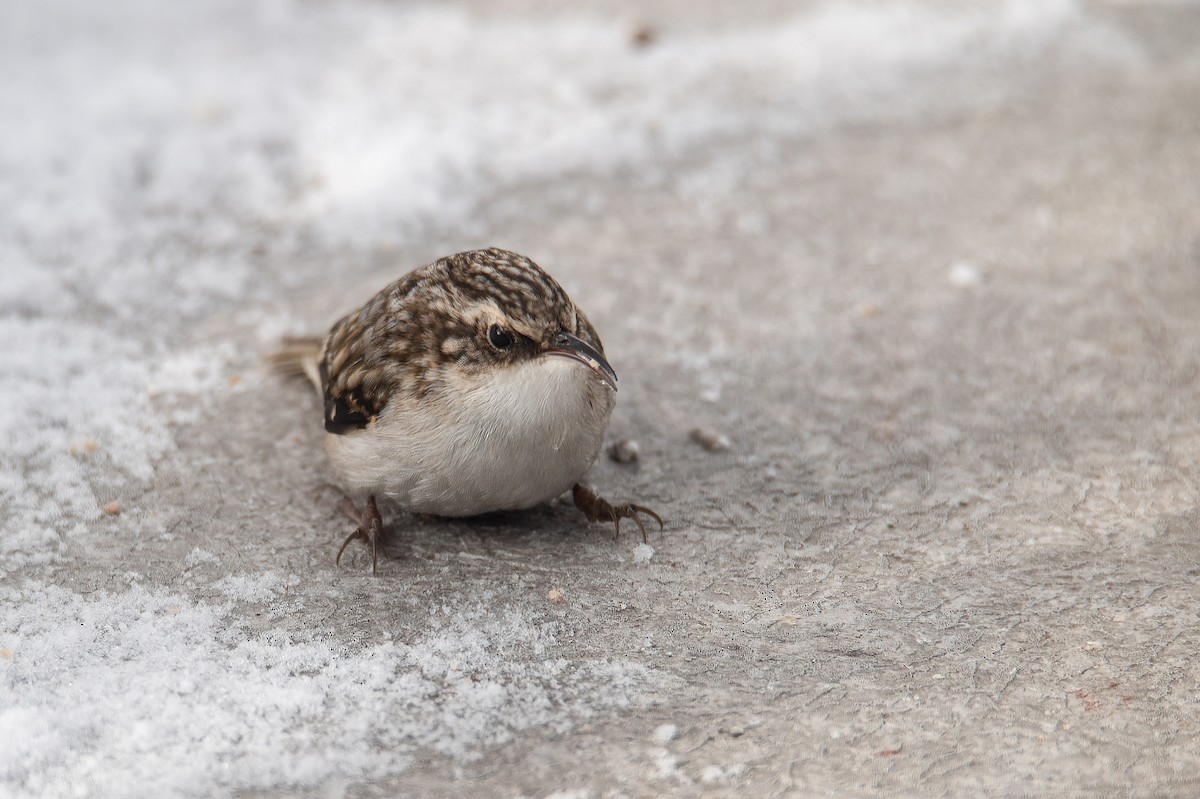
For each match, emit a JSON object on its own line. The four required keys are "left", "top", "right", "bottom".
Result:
{"left": 272, "top": 247, "right": 662, "bottom": 572}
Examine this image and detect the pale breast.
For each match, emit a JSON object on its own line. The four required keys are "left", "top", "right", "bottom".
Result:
{"left": 324, "top": 357, "right": 615, "bottom": 516}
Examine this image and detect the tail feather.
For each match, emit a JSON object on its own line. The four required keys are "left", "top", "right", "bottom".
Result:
{"left": 268, "top": 336, "right": 323, "bottom": 393}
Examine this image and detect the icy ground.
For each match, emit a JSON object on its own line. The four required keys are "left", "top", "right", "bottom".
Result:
{"left": 3, "top": 0, "right": 1200, "bottom": 796}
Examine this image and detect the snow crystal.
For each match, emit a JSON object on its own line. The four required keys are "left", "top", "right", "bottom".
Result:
{"left": 633, "top": 543, "right": 656, "bottom": 564}
{"left": 652, "top": 723, "right": 678, "bottom": 743}
{"left": 949, "top": 261, "right": 984, "bottom": 287}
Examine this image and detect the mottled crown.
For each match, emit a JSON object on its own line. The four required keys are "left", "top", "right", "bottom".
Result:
{"left": 319, "top": 248, "right": 605, "bottom": 433}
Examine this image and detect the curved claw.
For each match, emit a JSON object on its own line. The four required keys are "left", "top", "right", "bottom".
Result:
{"left": 572, "top": 483, "right": 664, "bottom": 544}
{"left": 335, "top": 528, "right": 368, "bottom": 568}
{"left": 611, "top": 503, "right": 664, "bottom": 543}
{"left": 334, "top": 495, "right": 382, "bottom": 574}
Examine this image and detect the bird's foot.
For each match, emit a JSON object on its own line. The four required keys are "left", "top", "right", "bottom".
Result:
{"left": 572, "top": 482, "right": 663, "bottom": 544}
{"left": 335, "top": 495, "right": 383, "bottom": 574}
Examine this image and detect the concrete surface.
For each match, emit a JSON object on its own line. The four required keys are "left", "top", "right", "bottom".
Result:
{"left": 4, "top": 1, "right": 1200, "bottom": 796}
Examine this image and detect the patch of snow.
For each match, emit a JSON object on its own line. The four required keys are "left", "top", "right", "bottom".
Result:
{"left": 185, "top": 547, "right": 218, "bottom": 567}
{"left": 700, "top": 762, "right": 746, "bottom": 784}
{"left": 652, "top": 723, "right": 678, "bottom": 743}
{"left": 300, "top": 1, "right": 1078, "bottom": 240}
{"left": 212, "top": 572, "right": 300, "bottom": 603}
{"left": 0, "top": 581, "right": 656, "bottom": 797}
{"left": 146, "top": 345, "right": 238, "bottom": 398}
{"left": 949, "top": 261, "right": 984, "bottom": 287}
{"left": 651, "top": 748, "right": 681, "bottom": 781}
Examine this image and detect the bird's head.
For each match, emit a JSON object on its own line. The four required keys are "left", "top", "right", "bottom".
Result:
{"left": 414, "top": 248, "right": 618, "bottom": 393}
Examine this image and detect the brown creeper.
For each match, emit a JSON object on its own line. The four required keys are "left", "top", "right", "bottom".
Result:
{"left": 272, "top": 248, "right": 662, "bottom": 572}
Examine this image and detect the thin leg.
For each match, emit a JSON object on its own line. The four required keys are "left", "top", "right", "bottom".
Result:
{"left": 572, "top": 482, "right": 664, "bottom": 544}
{"left": 335, "top": 495, "right": 383, "bottom": 574}
{"left": 337, "top": 496, "right": 364, "bottom": 526}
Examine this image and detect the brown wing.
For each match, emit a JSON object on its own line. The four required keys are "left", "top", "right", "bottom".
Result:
{"left": 319, "top": 313, "right": 381, "bottom": 434}
{"left": 319, "top": 273, "right": 420, "bottom": 435}
{"left": 319, "top": 257, "right": 478, "bottom": 434}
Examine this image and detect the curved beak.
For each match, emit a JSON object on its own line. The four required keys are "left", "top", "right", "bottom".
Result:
{"left": 545, "top": 331, "right": 618, "bottom": 392}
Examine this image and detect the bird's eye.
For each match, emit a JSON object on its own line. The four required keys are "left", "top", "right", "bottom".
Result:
{"left": 487, "top": 323, "right": 514, "bottom": 350}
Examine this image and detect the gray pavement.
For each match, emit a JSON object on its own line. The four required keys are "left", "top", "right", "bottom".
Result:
{"left": 3, "top": 1, "right": 1200, "bottom": 796}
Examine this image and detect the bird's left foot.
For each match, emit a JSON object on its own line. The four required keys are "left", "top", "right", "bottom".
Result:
{"left": 572, "top": 482, "right": 663, "bottom": 544}
{"left": 335, "top": 495, "right": 383, "bottom": 574}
